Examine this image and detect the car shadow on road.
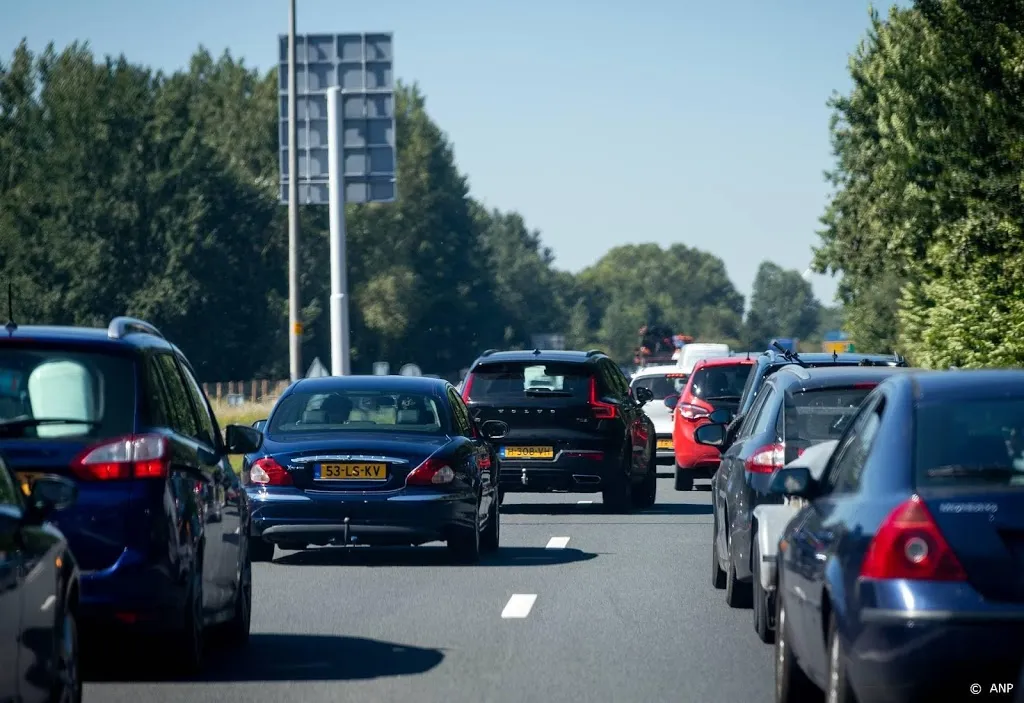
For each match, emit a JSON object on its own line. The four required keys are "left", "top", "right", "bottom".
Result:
{"left": 85, "top": 633, "right": 444, "bottom": 683}
{"left": 639, "top": 502, "right": 712, "bottom": 516}
{"left": 271, "top": 544, "right": 598, "bottom": 568}
{"left": 502, "top": 501, "right": 711, "bottom": 516}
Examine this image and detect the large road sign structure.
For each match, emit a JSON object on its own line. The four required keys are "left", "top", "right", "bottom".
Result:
{"left": 278, "top": 33, "right": 396, "bottom": 206}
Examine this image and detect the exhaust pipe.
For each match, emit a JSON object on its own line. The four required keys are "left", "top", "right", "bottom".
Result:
{"left": 573, "top": 474, "right": 601, "bottom": 484}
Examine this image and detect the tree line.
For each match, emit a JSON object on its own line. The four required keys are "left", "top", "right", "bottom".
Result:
{"left": 816, "top": 0, "right": 1024, "bottom": 368}
{"left": 0, "top": 41, "right": 836, "bottom": 382}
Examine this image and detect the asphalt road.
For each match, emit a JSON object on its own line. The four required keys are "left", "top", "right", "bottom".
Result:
{"left": 84, "top": 476, "right": 774, "bottom": 703}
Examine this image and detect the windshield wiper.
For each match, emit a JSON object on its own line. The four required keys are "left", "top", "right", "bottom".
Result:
{"left": 0, "top": 417, "right": 100, "bottom": 437}
{"left": 926, "top": 465, "right": 1019, "bottom": 480}
{"left": 524, "top": 389, "right": 573, "bottom": 397}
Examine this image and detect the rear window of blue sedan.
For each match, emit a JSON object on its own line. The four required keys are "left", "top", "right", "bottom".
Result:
{"left": 268, "top": 390, "right": 448, "bottom": 436}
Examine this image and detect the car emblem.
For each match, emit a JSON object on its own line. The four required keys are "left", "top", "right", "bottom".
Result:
{"left": 524, "top": 409, "right": 530, "bottom": 414}
{"left": 511, "top": 409, "right": 516, "bottom": 413}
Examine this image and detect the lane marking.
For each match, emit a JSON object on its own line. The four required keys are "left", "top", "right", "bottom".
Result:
{"left": 501, "top": 594, "right": 537, "bottom": 619}
{"left": 546, "top": 536, "right": 570, "bottom": 549}
{"left": 577, "top": 500, "right": 592, "bottom": 505}
{"left": 40, "top": 595, "right": 55, "bottom": 611}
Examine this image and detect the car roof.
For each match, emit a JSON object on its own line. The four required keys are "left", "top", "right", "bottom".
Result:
{"left": 759, "top": 350, "right": 903, "bottom": 367}
{"left": 472, "top": 349, "right": 602, "bottom": 365}
{"left": 1, "top": 323, "right": 175, "bottom": 353}
{"left": 905, "top": 368, "right": 1024, "bottom": 402}
{"left": 694, "top": 356, "right": 756, "bottom": 370}
{"left": 288, "top": 374, "right": 451, "bottom": 396}
{"left": 769, "top": 364, "right": 913, "bottom": 392}
{"left": 630, "top": 364, "right": 680, "bottom": 379}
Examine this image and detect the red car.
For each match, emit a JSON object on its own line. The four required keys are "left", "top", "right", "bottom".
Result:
{"left": 669, "top": 356, "right": 754, "bottom": 490}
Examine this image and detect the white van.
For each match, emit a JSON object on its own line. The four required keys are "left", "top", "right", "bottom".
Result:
{"left": 675, "top": 343, "right": 731, "bottom": 375}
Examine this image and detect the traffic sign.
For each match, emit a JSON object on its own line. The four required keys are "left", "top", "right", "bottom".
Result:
{"left": 399, "top": 364, "right": 422, "bottom": 376}
{"left": 822, "top": 341, "right": 855, "bottom": 354}
{"left": 372, "top": 361, "right": 390, "bottom": 376}
{"left": 278, "top": 33, "right": 396, "bottom": 205}
{"left": 306, "top": 357, "right": 329, "bottom": 377}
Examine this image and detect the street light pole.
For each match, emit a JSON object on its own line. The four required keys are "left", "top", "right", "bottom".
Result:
{"left": 287, "top": 0, "right": 302, "bottom": 381}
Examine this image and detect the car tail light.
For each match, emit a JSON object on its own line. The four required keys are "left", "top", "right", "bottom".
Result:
{"left": 249, "top": 457, "right": 292, "bottom": 486}
{"left": 678, "top": 403, "right": 710, "bottom": 420}
{"left": 588, "top": 377, "right": 618, "bottom": 419}
{"left": 744, "top": 443, "right": 785, "bottom": 474}
{"left": 70, "top": 434, "right": 169, "bottom": 480}
{"left": 461, "top": 373, "right": 475, "bottom": 402}
{"left": 859, "top": 495, "right": 966, "bottom": 581}
{"left": 406, "top": 456, "right": 456, "bottom": 486}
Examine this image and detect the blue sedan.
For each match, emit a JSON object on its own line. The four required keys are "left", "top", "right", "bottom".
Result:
{"left": 241, "top": 376, "right": 502, "bottom": 564}
{"left": 771, "top": 369, "right": 1024, "bottom": 703}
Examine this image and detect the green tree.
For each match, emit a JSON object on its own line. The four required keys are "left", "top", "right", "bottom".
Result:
{"left": 744, "top": 261, "right": 821, "bottom": 350}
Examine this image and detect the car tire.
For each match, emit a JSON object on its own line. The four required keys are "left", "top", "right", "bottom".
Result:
{"left": 753, "top": 539, "right": 773, "bottom": 643}
{"left": 169, "top": 571, "right": 204, "bottom": 675}
{"left": 250, "top": 538, "right": 275, "bottom": 563}
{"left": 50, "top": 606, "right": 81, "bottom": 703}
{"left": 674, "top": 465, "right": 694, "bottom": 492}
{"left": 826, "top": 614, "right": 855, "bottom": 703}
{"left": 710, "top": 511, "right": 726, "bottom": 589}
{"left": 482, "top": 494, "right": 500, "bottom": 552}
{"left": 221, "top": 550, "right": 252, "bottom": 647}
{"left": 632, "top": 455, "right": 657, "bottom": 509}
{"left": 447, "top": 508, "right": 482, "bottom": 564}
{"left": 774, "top": 586, "right": 821, "bottom": 703}
{"left": 603, "top": 452, "right": 634, "bottom": 513}
{"left": 725, "top": 537, "right": 753, "bottom": 608}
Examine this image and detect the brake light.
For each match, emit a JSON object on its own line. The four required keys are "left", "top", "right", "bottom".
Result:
{"left": 678, "top": 403, "right": 710, "bottom": 420}
{"left": 70, "top": 434, "right": 168, "bottom": 480}
{"left": 406, "top": 456, "right": 456, "bottom": 486}
{"left": 744, "top": 443, "right": 784, "bottom": 474}
{"left": 249, "top": 457, "right": 292, "bottom": 486}
{"left": 461, "top": 373, "right": 475, "bottom": 402}
{"left": 859, "top": 495, "right": 966, "bottom": 581}
{"left": 588, "top": 377, "right": 617, "bottom": 419}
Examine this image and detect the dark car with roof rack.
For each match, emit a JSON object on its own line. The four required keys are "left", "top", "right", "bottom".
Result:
{"left": 460, "top": 349, "right": 657, "bottom": 513}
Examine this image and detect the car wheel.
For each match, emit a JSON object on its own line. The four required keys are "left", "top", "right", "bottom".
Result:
{"left": 50, "top": 606, "right": 81, "bottom": 703}
{"left": 250, "top": 538, "right": 275, "bottom": 563}
{"left": 169, "top": 571, "right": 204, "bottom": 675}
{"left": 482, "top": 494, "right": 500, "bottom": 552}
{"left": 725, "top": 535, "right": 752, "bottom": 608}
{"left": 774, "top": 587, "right": 821, "bottom": 703}
{"left": 826, "top": 614, "right": 854, "bottom": 703}
{"left": 602, "top": 452, "right": 634, "bottom": 514}
{"left": 753, "top": 539, "right": 773, "bottom": 643}
{"left": 674, "top": 464, "right": 694, "bottom": 492}
{"left": 447, "top": 506, "right": 482, "bottom": 564}
{"left": 632, "top": 455, "right": 657, "bottom": 509}
{"left": 711, "top": 511, "right": 726, "bottom": 589}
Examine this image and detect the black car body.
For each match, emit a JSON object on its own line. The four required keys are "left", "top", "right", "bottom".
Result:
{"left": 696, "top": 365, "right": 911, "bottom": 609}
{"left": 0, "top": 458, "right": 80, "bottom": 703}
{"left": 460, "top": 349, "right": 657, "bottom": 513}
{"left": 242, "top": 376, "right": 500, "bottom": 563}
{"left": 772, "top": 370, "right": 1024, "bottom": 702}
{"left": 0, "top": 317, "right": 259, "bottom": 671}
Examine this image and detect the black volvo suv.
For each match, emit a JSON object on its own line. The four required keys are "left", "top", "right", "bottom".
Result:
{"left": 460, "top": 349, "right": 657, "bottom": 513}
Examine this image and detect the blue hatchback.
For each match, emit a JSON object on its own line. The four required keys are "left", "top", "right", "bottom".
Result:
{"left": 0, "top": 316, "right": 263, "bottom": 672}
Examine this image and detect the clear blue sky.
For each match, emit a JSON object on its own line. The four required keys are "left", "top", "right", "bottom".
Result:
{"left": 4, "top": 0, "right": 906, "bottom": 307}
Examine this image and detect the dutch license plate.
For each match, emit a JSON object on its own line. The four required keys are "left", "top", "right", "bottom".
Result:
{"left": 16, "top": 472, "right": 46, "bottom": 497}
{"left": 503, "top": 446, "right": 554, "bottom": 460}
{"left": 317, "top": 463, "right": 387, "bottom": 480}
{"left": 656, "top": 439, "right": 673, "bottom": 450}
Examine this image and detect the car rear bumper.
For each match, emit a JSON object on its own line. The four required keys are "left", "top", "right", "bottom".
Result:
{"left": 498, "top": 452, "right": 622, "bottom": 493}
{"left": 247, "top": 487, "right": 477, "bottom": 546}
{"left": 673, "top": 424, "right": 720, "bottom": 470}
{"left": 77, "top": 548, "right": 186, "bottom": 633}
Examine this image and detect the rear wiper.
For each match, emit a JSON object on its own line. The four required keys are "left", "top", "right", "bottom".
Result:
{"left": 926, "top": 465, "right": 1019, "bottom": 479}
{"left": 0, "top": 417, "right": 100, "bottom": 436}
{"left": 524, "top": 389, "right": 573, "bottom": 397}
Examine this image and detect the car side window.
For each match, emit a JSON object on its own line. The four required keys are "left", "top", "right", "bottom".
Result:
{"left": 828, "top": 397, "right": 885, "bottom": 494}
{"left": 608, "top": 362, "right": 631, "bottom": 398}
{"left": 143, "top": 355, "right": 172, "bottom": 428}
{"left": 0, "top": 460, "right": 21, "bottom": 509}
{"left": 448, "top": 389, "right": 473, "bottom": 437}
{"left": 154, "top": 353, "right": 200, "bottom": 439}
{"left": 750, "top": 387, "right": 779, "bottom": 436}
{"left": 736, "top": 389, "right": 770, "bottom": 440}
{"left": 178, "top": 358, "right": 219, "bottom": 450}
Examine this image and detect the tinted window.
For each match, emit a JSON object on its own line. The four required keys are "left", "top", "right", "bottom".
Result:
{"left": 0, "top": 459, "right": 20, "bottom": 508}
{"left": 785, "top": 385, "right": 875, "bottom": 443}
{"left": 448, "top": 389, "right": 473, "bottom": 436}
{"left": 269, "top": 390, "right": 447, "bottom": 436}
{"left": 750, "top": 387, "right": 778, "bottom": 435}
{"left": 154, "top": 354, "right": 199, "bottom": 438}
{"left": 630, "top": 373, "right": 687, "bottom": 399}
{"left": 915, "top": 398, "right": 1024, "bottom": 489}
{"left": 690, "top": 365, "right": 749, "bottom": 400}
{"left": 0, "top": 347, "right": 135, "bottom": 439}
{"left": 179, "top": 361, "right": 218, "bottom": 448}
{"left": 467, "top": 362, "right": 591, "bottom": 401}
{"left": 603, "top": 361, "right": 631, "bottom": 398}
{"left": 143, "top": 356, "right": 170, "bottom": 427}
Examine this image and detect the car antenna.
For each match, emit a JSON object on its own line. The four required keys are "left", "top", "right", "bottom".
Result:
{"left": 4, "top": 283, "right": 16, "bottom": 335}
{"left": 745, "top": 351, "right": 750, "bottom": 360}
{"left": 832, "top": 350, "right": 838, "bottom": 362}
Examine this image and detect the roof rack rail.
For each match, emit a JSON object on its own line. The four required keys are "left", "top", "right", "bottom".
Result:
{"left": 892, "top": 352, "right": 906, "bottom": 365}
{"left": 108, "top": 316, "right": 164, "bottom": 341}
{"left": 480, "top": 349, "right": 498, "bottom": 357}
{"left": 585, "top": 349, "right": 605, "bottom": 357}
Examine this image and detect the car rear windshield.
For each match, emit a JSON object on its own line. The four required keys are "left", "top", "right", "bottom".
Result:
{"left": 269, "top": 390, "right": 447, "bottom": 436}
{"left": 0, "top": 347, "right": 136, "bottom": 439}
{"left": 785, "top": 385, "right": 875, "bottom": 442}
{"left": 915, "top": 398, "right": 1024, "bottom": 489}
{"left": 690, "top": 365, "right": 749, "bottom": 401}
{"left": 467, "top": 362, "right": 591, "bottom": 401}
{"left": 630, "top": 373, "right": 687, "bottom": 399}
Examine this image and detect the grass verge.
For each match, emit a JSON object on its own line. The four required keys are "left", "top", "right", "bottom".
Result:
{"left": 210, "top": 399, "right": 275, "bottom": 473}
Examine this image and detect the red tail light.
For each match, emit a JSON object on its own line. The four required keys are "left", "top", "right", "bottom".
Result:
{"left": 70, "top": 434, "right": 169, "bottom": 480}
{"left": 461, "top": 373, "right": 475, "bottom": 402}
{"left": 744, "top": 443, "right": 785, "bottom": 474}
{"left": 249, "top": 457, "right": 292, "bottom": 486}
{"left": 589, "top": 377, "right": 617, "bottom": 419}
{"left": 406, "top": 456, "right": 456, "bottom": 486}
{"left": 678, "top": 403, "right": 710, "bottom": 420}
{"left": 859, "top": 495, "right": 966, "bottom": 581}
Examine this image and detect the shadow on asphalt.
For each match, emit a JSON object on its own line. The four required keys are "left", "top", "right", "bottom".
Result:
{"left": 502, "top": 501, "right": 711, "bottom": 516}
{"left": 85, "top": 633, "right": 444, "bottom": 683}
{"left": 272, "top": 544, "right": 599, "bottom": 568}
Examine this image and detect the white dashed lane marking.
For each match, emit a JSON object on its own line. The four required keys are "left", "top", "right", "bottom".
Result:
{"left": 501, "top": 594, "right": 537, "bottom": 619}
{"left": 577, "top": 500, "right": 593, "bottom": 505}
{"left": 545, "top": 536, "right": 570, "bottom": 549}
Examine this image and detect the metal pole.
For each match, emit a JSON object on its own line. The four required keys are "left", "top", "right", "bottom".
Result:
{"left": 287, "top": 0, "right": 302, "bottom": 381}
{"left": 327, "top": 87, "right": 351, "bottom": 376}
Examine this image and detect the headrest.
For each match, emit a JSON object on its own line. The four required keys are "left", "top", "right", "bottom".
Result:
{"left": 397, "top": 409, "right": 423, "bottom": 424}
{"left": 302, "top": 410, "right": 326, "bottom": 424}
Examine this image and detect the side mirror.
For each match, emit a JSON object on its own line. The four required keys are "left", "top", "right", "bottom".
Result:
{"left": 633, "top": 386, "right": 655, "bottom": 404}
{"left": 225, "top": 424, "right": 263, "bottom": 454}
{"left": 693, "top": 423, "right": 727, "bottom": 448}
{"left": 479, "top": 420, "right": 509, "bottom": 440}
{"left": 24, "top": 475, "right": 77, "bottom": 524}
{"left": 663, "top": 394, "right": 680, "bottom": 410}
{"left": 768, "top": 466, "right": 818, "bottom": 499}
{"left": 252, "top": 419, "right": 267, "bottom": 432}
{"left": 708, "top": 408, "right": 733, "bottom": 425}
